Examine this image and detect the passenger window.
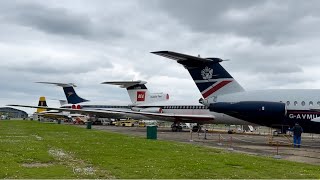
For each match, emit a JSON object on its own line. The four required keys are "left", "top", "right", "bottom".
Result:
{"left": 301, "top": 101, "right": 305, "bottom": 106}
{"left": 294, "top": 101, "right": 298, "bottom": 106}
{"left": 286, "top": 101, "right": 290, "bottom": 106}
{"left": 309, "top": 101, "right": 313, "bottom": 106}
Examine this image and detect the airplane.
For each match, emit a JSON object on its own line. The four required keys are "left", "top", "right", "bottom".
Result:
{"left": 9, "top": 75, "right": 251, "bottom": 132}
{"left": 36, "top": 82, "right": 89, "bottom": 104}
{"left": 32, "top": 81, "right": 216, "bottom": 127}
{"left": 37, "top": 80, "right": 169, "bottom": 109}
{"left": 33, "top": 96, "right": 87, "bottom": 123}
{"left": 151, "top": 51, "right": 320, "bottom": 134}
{"left": 29, "top": 81, "right": 172, "bottom": 123}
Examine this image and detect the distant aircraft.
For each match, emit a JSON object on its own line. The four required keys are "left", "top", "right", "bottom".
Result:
{"left": 37, "top": 80, "right": 169, "bottom": 107}
{"left": 33, "top": 96, "right": 86, "bottom": 122}
{"left": 36, "top": 82, "right": 89, "bottom": 104}
{"left": 30, "top": 81, "right": 173, "bottom": 123}
{"left": 151, "top": 51, "right": 320, "bottom": 133}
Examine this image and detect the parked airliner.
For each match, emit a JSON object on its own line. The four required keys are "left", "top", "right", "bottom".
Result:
{"left": 34, "top": 81, "right": 170, "bottom": 121}
{"left": 152, "top": 51, "right": 320, "bottom": 133}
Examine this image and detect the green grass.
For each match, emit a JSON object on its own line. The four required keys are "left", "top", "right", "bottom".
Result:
{"left": 0, "top": 120, "right": 320, "bottom": 179}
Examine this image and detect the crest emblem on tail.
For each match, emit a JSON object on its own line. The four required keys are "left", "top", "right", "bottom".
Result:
{"left": 201, "top": 67, "right": 213, "bottom": 80}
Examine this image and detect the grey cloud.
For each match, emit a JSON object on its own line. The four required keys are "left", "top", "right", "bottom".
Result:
{"left": 8, "top": 3, "right": 92, "bottom": 37}
{"left": 154, "top": 0, "right": 320, "bottom": 44}
{"left": 0, "top": 2, "right": 125, "bottom": 40}
{"left": 3, "top": 57, "right": 113, "bottom": 75}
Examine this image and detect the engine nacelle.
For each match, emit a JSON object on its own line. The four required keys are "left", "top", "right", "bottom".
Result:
{"left": 209, "top": 101, "right": 286, "bottom": 126}
{"left": 131, "top": 107, "right": 163, "bottom": 113}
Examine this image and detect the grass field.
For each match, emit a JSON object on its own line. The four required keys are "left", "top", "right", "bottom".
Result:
{"left": 1, "top": 120, "right": 320, "bottom": 179}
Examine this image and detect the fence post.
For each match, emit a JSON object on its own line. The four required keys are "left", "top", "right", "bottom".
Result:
{"left": 274, "top": 141, "right": 281, "bottom": 159}
{"left": 227, "top": 135, "right": 234, "bottom": 151}
{"left": 204, "top": 129, "right": 207, "bottom": 140}
{"left": 189, "top": 129, "right": 193, "bottom": 142}
{"left": 217, "top": 134, "right": 222, "bottom": 146}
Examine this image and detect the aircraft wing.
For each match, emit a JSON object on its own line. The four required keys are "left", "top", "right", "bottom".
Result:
{"left": 8, "top": 104, "right": 215, "bottom": 124}
{"left": 37, "top": 112, "right": 69, "bottom": 119}
{"left": 7, "top": 105, "right": 129, "bottom": 119}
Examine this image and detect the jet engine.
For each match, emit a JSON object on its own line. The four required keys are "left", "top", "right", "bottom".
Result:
{"left": 209, "top": 101, "right": 286, "bottom": 126}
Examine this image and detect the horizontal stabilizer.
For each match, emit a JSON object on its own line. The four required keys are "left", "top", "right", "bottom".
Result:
{"left": 152, "top": 50, "right": 244, "bottom": 98}
{"left": 151, "top": 51, "right": 224, "bottom": 68}
{"left": 101, "top": 80, "right": 147, "bottom": 89}
{"left": 36, "top": 82, "right": 77, "bottom": 87}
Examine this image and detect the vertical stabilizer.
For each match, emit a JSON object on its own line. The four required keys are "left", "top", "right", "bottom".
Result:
{"left": 101, "top": 80, "right": 169, "bottom": 104}
{"left": 36, "top": 96, "right": 47, "bottom": 113}
{"left": 35, "top": 82, "right": 89, "bottom": 104}
{"left": 152, "top": 51, "right": 244, "bottom": 99}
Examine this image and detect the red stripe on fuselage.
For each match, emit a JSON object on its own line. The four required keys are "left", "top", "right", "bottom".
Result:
{"left": 202, "top": 80, "right": 232, "bottom": 98}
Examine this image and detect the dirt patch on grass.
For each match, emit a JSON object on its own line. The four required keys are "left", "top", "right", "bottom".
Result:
{"left": 21, "top": 162, "right": 53, "bottom": 168}
{"left": 32, "top": 135, "right": 43, "bottom": 140}
{"left": 48, "top": 148, "right": 113, "bottom": 178}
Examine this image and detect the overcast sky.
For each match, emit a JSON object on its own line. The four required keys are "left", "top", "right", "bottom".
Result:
{"left": 2, "top": 0, "right": 320, "bottom": 114}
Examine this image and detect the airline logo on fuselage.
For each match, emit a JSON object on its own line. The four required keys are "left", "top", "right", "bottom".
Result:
{"left": 201, "top": 66, "right": 213, "bottom": 80}
{"left": 137, "top": 91, "right": 145, "bottom": 101}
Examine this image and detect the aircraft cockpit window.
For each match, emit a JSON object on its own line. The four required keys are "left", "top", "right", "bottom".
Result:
{"left": 294, "top": 101, "right": 298, "bottom": 106}
{"left": 286, "top": 101, "right": 290, "bottom": 106}
{"left": 301, "top": 101, "right": 305, "bottom": 106}
{"left": 309, "top": 101, "right": 313, "bottom": 106}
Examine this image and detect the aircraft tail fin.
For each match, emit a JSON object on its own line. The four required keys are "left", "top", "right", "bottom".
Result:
{"left": 152, "top": 51, "right": 244, "bottom": 99}
{"left": 36, "top": 96, "right": 48, "bottom": 113}
{"left": 102, "top": 80, "right": 169, "bottom": 104}
{"left": 35, "top": 82, "right": 89, "bottom": 104}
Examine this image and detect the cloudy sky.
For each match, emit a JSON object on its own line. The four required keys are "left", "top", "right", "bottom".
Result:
{"left": 1, "top": 0, "right": 320, "bottom": 114}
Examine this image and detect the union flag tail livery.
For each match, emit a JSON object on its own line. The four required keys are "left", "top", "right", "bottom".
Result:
{"left": 36, "top": 96, "right": 48, "bottom": 113}
{"left": 35, "top": 82, "right": 89, "bottom": 104}
{"left": 151, "top": 51, "right": 244, "bottom": 99}
{"left": 102, "top": 80, "right": 169, "bottom": 104}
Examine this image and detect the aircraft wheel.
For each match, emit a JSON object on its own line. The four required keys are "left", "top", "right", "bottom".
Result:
{"left": 172, "top": 126, "right": 177, "bottom": 132}
{"left": 192, "top": 125, "right": 201, "bottom": 132}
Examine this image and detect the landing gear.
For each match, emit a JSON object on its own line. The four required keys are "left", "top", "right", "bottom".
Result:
{"left": 192, "top": 124, "right": 202, "bottom": 132}
{"left": 171, "top": 123, "right": 182, "bottom": 132}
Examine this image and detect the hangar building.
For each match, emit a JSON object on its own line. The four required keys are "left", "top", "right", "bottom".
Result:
{"left": 0, "top": 107, "right": 28, "bottom": 119}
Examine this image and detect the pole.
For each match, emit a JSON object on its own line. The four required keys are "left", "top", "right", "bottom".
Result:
{"left": 189, "top": 129, "right": 193, "bottom": 142}
{"left": 204, "top": 129, "right": 207, "bottom": 140}
{"left": 274, "top": 141, "right": 281, "bottom": 159}
{"left": 217, "top": 133, "right": 222, "bottom": 146}
{"left": 228, "top": 135, "right": 234, "bottom": 151}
